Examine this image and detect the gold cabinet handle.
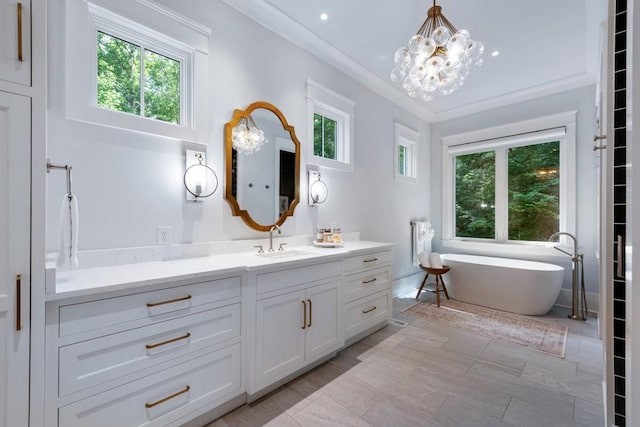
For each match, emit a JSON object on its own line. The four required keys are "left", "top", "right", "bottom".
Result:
{"left": 363, "top": 258, "right": 378, "bottom": 263}
{"left": 362, "top": 306, "right": 377, "bottom": 314}
{"left": 362, "top": 278, "right": 377, "bottom": 284}
{"left": 301, "top": 300, "right": 306, "bottom": 329}
{"left": 307, "top": 299, "right": 312, "bottom": 327}
{"left": 145, "top": 332, "right": 191, "bottom": 350}
{"left": 17, "top": 3, "right": 23, "bottom": 62}
{"left": 147, "top": 295, "right": 192, "bottom": 308}
{"left": 145, "top": 385, "right": 190, "bottom": 409}
{"left": 16, "top": 274, "right": 22, "bottom": 331}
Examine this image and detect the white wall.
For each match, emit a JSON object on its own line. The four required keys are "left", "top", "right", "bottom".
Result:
{"left": 430, "top": 85, "right": 599, "bottom": 296}
{"left": 46, "top": 0, "right": 431, "bottom": 282}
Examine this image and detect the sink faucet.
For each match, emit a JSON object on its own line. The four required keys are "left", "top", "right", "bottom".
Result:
{"left": 268, "top": 224, "right": 281, "bottom": 252}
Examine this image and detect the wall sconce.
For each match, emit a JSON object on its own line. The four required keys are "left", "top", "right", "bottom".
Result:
{"left": 308, "top": 170, "right": 328, "bottom": 205}
{"left": 184, "top": 150, "right": 218, "bottom": 201}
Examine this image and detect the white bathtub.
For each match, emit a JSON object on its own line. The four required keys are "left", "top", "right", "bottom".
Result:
{"left": 440, "top": 253, "right": 564, "bottom": 315}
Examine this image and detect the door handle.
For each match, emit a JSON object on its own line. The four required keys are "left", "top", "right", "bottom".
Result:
{"left": 617, "top": 234, "right": 624, "bottom": 279}
{"left": 16, "top": 274, "right": 22, "bottom": 331}
{"left": 301, "top": 300, "right": 306, "bottom": 329}
{"left": 17, "top": 3, "right": 23, "bottom": 62}
{"left": 307, "top": 299, "right": 312, "bottom": 327}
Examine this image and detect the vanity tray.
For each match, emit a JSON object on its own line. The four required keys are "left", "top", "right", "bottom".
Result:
{"left": 312, "top": 240, "right": 343, "bottom": 248}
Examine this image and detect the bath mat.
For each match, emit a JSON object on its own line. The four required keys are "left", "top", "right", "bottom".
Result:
{"left": 403, "top": 299, "right": 568, "bottom": 358}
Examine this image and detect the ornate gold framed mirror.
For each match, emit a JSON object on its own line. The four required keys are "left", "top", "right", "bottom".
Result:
{"left": 224, "top": 101, "right": 301, "bottom": 232}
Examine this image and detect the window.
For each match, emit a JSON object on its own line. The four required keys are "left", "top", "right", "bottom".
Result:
{"left": 314, "top": 113, "right": 337, "bottom": 160}
{"left": 64, "top": 1, "right": 210, "bottom": 142}
{"left": 394, "top": 122, "right": 418, "bottom": 182}
{"left": 442, "top": 112, "right": 576, "bottom": 244}
{"left": 307, "top": 79, "right": 355, "bottom": 171}
{"left": 97, "top": 32, "right": 181, "bottom": 124}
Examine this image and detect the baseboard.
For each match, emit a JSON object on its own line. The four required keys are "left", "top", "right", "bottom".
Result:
{"left": 392, "top": 272, "right": 423, "bottom": 298}
{"left": 555, "top": 289, "right": 599, "bottom": 314}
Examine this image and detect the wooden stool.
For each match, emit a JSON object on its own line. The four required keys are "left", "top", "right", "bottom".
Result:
{"left": 416, "top": 265, "right": 451, "bottom": 307}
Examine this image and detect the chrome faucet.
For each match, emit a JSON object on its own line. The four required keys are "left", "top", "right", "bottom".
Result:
{"left": 549, "top": 231, "right": 577, "bottom": 260}
{"left": 268, "top": 224, "right": 281, "bottom": 252}
{"left": 549, "top": 231, "right": 585, "bottom": 320}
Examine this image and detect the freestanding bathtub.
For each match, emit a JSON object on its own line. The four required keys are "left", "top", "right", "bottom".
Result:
{"left": 440, "top": 253, "right": 564, "bottom": 315}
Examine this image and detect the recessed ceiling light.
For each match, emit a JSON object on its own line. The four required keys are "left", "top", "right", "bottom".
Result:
{"left": 320, "top": 12, "right": 328, "bottom": 21}
{"left": 491, "top": 51, "right": 500, "bottom": 57}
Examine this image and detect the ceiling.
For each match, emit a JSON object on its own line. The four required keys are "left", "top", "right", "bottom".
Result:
{"left": 223, "top": 0, "right": 608, "bottom": 122}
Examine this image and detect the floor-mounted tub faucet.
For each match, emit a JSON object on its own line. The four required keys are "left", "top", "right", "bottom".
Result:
{"left": 549, "top": 231, "right": 586, "bottom": 320}
{"left": 268, "top": 224, "right": 281, "bottom": 252}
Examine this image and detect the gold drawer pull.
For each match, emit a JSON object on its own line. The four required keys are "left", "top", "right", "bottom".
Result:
{"left": 17, "top": 3, "right": 23, "bottom": 62}
{"left": 146, "top": 332, "right": 191, "bottom": 350}
{"left": 362, "top": 306, "right": 377, "bottom": 314}
{"left": 363, "top": 258, "right": 378, "bottom": 263}
{"left": 145, "top": 385, "right": 190, "bottom": 409}
{"left": 147, "top": 295, "right": 192, "bottom": 308}
{"left": 362, "top": 278, "right": 377, "bottom": 284}
{"left": 16, "top": 274, "right": 22, "bottom": 331}
{"left": 301, "top": 300, "right": 307, "bottom": 329}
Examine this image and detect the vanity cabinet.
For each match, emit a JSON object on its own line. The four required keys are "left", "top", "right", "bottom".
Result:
{"left": 0, "top": 0, "right": 31, "bottom": 87}
{"left": 46, "top": 274, "right": 244, "bottom": 427}
{"left": 343, "top": 250, "right": 393, "bottom": 341}
{"left": 251, "top": 260, "right": 343, "bottom": 394}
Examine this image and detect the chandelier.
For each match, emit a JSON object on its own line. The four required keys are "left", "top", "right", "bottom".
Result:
{"left": 391, "top": 0, "right": 484, "bottom": 100}
{"left": 231, "top": 115, "right": 268, "bottom": 155}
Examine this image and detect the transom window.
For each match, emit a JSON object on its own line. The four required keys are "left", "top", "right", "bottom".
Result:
{"left": 394, "top": 122, "right": 418, "bottom": 183}
{"left": 442, "top": 112, "right": 576, "bottom": 244}
{"left": 97, "top": 32, "right": 181, "bottom": 124}
{"left": 313, "top": 113, "right": 337, "bottom": 160}
{"left": 307, "top": 79, "right": 355, "bottom": 172}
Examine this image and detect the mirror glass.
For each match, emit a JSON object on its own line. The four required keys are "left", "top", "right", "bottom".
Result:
{"left": 224, "top": 102, "right": 300, "bottom": 231}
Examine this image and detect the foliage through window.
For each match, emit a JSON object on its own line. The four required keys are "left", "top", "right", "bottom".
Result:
{"left": 313, "top": 113, "right": 337, "bottom": 160}
{"left": 97, "top": 31, "right": 181, "bottom": 125}
{"left": 454, "top": 141, "right": 560, "bottom": 242}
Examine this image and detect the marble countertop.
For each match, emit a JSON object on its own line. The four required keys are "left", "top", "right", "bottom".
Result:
{"left": 48, "top": 241, "right": 394, "bottom": 302}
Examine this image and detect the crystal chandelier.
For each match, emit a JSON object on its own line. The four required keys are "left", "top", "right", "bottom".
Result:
{"left": 391, "top": 0, "right": 484, "bottom": 100}
{"left": 231, "top": 115, "right": 268, "bottom": 155}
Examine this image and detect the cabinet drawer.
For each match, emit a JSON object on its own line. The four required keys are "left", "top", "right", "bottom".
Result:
{"left": 344, "top": 267, "right": 391, "bottom": 303}
{"left": 256, "top": 260, "right": 341, "bottom": 294}
{"left": 59, "top": 303, "right": 241, "bottom": 398}
{"left": 344, "top": 290, "right": 391, "bottom": 340}
{"left": 344, "top": 251, "right": 392, "bottom": 274}
{"left": 59, "top": 276, "right": 241, "bottom": 337}
{"left": 58, "top": 343, "right": 242, "bottom": 427}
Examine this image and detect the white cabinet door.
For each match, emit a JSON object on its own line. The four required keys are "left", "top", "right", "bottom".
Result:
{"left": 304, "top": 280, "right": 341, "bottom": 362}
{"left": 0, "top": 0, "right": 30, "bottom": 86}
{"left": 255, "top": 290, "right": 306, "bottom": 388}
{"left": 0, "top": 91, "right": 30, "bottom": 427}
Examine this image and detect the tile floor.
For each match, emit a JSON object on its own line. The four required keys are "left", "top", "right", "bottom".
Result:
{"left": 209, "top": 292, "right": 603, "bottom": 427}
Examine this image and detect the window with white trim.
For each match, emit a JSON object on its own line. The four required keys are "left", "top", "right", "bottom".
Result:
{"left": 442, "top": 112, "right": 576, "bottom": 243}
{"left": 64, "top": 1, "right": 210, "bottom": 142}
{"left": 394, "top": 122, "right": 418, "bottom": 182}
{"left": 307, "top": 80, "right": 355, "bottom": 171}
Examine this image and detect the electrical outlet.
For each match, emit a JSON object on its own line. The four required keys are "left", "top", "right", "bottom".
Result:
{"left": 157, "top": 226, "right": 171, "bottom": 246}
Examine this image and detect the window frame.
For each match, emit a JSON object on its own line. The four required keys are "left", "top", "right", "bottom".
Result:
{"left": 442, "top": 111, "right": 577, "bottom": 247}
{"left": 64, "top": 1, "right": 209, "bottom": 143}
{"left": 394, "top": 122, "right": 419, "bottom": 183}
{"left": 307, "top": 79, "right": 355, "bottom": 172}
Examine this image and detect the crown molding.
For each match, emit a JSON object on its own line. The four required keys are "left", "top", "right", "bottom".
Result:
{"left": 220, "top": 0, "right": 436, "bottom": 122}
{"left": 221, "top": 0, "right": 597, "bottom": 125}
{"left": 430, "top": 73, "right": 597, "bottom": 123}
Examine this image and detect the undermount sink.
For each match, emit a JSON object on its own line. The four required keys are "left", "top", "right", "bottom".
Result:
{"left": 255, "top": 250, "right": 313, "bottom": 259}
